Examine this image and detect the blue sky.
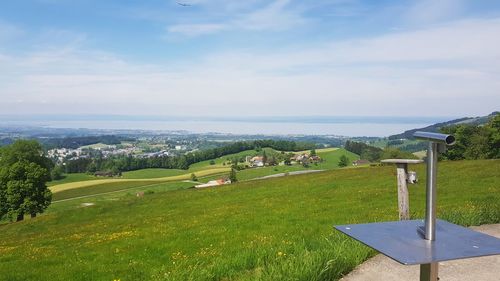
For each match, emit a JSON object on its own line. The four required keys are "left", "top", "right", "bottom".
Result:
{"left": 1, "top": 0, "right": 500, "bottom": 117}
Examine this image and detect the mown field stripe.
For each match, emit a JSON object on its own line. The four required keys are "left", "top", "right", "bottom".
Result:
{"left": 52, "top": 181, "right": 184, "bottom": 203}
{"left": 50, "top": 167, "right": 231, "bottom": 193}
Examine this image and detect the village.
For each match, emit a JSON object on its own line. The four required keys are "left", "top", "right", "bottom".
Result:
{"left": 195, "top": 151, "right": 325, "bottom": 188}
{"left": 47, "top": 141, "right": 191, "bottom": 164}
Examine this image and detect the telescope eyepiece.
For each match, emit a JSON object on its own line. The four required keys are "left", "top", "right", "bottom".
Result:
{"left": 444, "top": 135, "right": 455, "bottom": 145}
{"left": 413, "top": 131, "right": 456, "bottom": 145}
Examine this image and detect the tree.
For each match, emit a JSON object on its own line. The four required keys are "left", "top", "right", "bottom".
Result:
{"left": 310, "top": 149, "right": 317, "bottom": 156}
{"left": 338, "top": 155, "right": 349, "bottom": 167}
{"left": 262, "top": 150, "right": 268, "bottom": 165}
{"left": 51, "top": 165, "right": 64, "bottom": 180}
{"left": 0, "top": 140, "right": 52, "bottom": 221}
{"left": 441, "top": 114, "right": 500, "bottom": 160}
{"left": 229, "top": 168, "right": 238, "bottom": 183}
{"left": 190, "top": 173, "right": 198, "bottom": 181}
{"left": 268, "top": 155, "right": 277, "bottom": 166}
{"left": 381, "top": 147, "right": 417, "bottom": 160}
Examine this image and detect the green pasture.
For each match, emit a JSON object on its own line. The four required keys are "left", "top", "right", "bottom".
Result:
{"left": 47, "top": 147, "right": 352, "bottom": 198}
{"left": 121, "top": 168, "right": 187, "bottom": 179}
{"left": 184, "top": 148, "right": 359, "bottom": 182}
{"left": 52, "top": 180, "right": 164, "bottom": 201}
{"left": 0, "top": 159, "right": 498, "bottom": 281}
{"left": 187, "top": 148, "right": 276, "bottom": 172}
{"left": 47, "top": 173, "right": 97, "bottom": 186}
{"left": 49, "top": 167, "right": 230, "bottom": 194}
{"left": 50, "top": 181, "right": 195, "bottom": 210}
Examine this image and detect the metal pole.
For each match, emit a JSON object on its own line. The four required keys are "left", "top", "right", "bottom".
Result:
{"left": 421, "top": 142, "right": 439, "bottom": 281}
{"left": 420, "top": 263, "right": 439, "bottom": 281}
{"left": 425, "top": 142, "right": 437, "bottom": 241}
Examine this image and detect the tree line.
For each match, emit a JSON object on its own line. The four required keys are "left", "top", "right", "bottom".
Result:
{"left": 344, "top": 113, "right": 499, "bottom": 162}
{"left": 41, "top": 135, "right": 128, "bottom": 149}
{"left": 63, "top": 140, "right": 316, "bottom": 174}
{"left": 441, "top": 114, "right": 499, "bottom": 160}
{"left": 344, "top": 140, "right": 416, "bottom": 162}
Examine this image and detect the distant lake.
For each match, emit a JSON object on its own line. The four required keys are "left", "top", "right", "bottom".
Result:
{"left": 0, "top": 116, "right": 452, "bottom": 137}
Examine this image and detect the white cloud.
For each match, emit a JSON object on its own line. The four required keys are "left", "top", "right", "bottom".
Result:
{"left": 405, "top": 0, "right": 465, "bottom": 25}
{"left": 166, "top": 0, "right": 305, "bottom": 36}
{"left": 1, "top": 17, "right": 500, "bottom": 117}
{"left": 236, "top": 0, "right": 304, "bottom": 31}
{"left": 0, "top": 21, "right": 23, "bottom": 42}
{"left": 167, "top": 23, "right": 227, "bottom": 36}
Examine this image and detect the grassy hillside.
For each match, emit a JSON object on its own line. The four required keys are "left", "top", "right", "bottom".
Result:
{"left": 48, "top": 147, "right": 354, "bottom": 200}
{"left": 0, "top": 159, "right": 498, "bottom": 281}
{"left": 187, "top": 148, "right": 276, "bottom": 172}
{"left": 235, "top": 148, "right": 359, "bottom": 181}
{"left": 47, "top": 173, "right": 97, "bottom": 186}
{"left": 47, "top": 148, "right": 276, "bottom": 187}
{"left": 121, "top": 168, "right": 187, "bottom": 179}
{"left": 49, "top": 167, "right": 230, "bottom": 194}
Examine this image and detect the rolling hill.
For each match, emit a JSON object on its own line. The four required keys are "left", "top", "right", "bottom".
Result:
{"left": 388, "top": 111, "right": 498, "bottom": 140}
{"left": 47, "top": 148, "right": 357, "bottom": 201}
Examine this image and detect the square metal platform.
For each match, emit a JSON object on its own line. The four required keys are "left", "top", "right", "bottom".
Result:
{"left": 334, "top": 219, "right": 500, "bottom": 265}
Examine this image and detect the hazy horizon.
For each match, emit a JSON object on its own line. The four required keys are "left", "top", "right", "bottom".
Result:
{"left": 0, "top": 113, "right": 466, "bottom": 137}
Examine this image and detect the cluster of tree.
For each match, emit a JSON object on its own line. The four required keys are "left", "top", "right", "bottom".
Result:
{"left": 338, "top": 155, "right": 350, "bottom": 167}
{"left": 344, "top": 141, "right": 384, "bottom": 162}
{"left": 252, "top": 140, "right": 315, "bottom": 151}
{"left": 440, "top": 114, "right": 499, "bottom": 160}
{"left": 388, "top": 112, "right": 498, "bottom": 140}
{"left": 62, "top": 140, "right": 316, "bottom": 174}
{"left": 386, "top": 139, "right": 404, "bottom": 146}
{"left": 0, "top": 140, "right": 53, "bottom": 222}
{"left": 397, "top": 142, "right": 428, "bottom": 153}
{"left": 40, "top": 135, "right": 130, "bottom": 149}
{"left": 344, "top": 140, "right": 416, "bottom": 162}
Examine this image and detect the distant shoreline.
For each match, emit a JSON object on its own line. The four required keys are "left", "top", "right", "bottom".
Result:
{"left": 0, "top": 118, "right": 435, "bottom": 137}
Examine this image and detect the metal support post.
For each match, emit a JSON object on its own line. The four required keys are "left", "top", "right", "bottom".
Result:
{"left": 420, "top": 263, "right": 439, "bottom": 281}
{"left": 425, "top": 142, "right": 438, "bottom": 241}
{"left": 421, "top": 142, "right": 439, "bottom": 281}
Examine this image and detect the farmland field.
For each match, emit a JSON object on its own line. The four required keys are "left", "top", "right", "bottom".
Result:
{"left": 47, "top": 147, "right": 354, "bottom": 199}
{"left": 49, "top": 167, "right": 230, "bottom": 193}
{"left": 0, "top": 159, "right": 498, "bottom": 281}
{"left": 47, "top": 173, "right": 97, "bottom": 186}
{"left": 122, "top": 168, "right": 187, "bottom": 179}
{"left": 187, "top": 148, "right": 277, "bottom": 172}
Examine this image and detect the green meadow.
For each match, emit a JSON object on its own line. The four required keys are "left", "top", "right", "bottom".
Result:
{"left": 47, "top": 148, "right": 354, "bottom": 200}
{"left": 121, "top": 169, "right": 187, "bottom": 179}
{"left": 47, "top": 173, "right": 98, "bottom": 186}
{"left": 0, "top": 159, "right": 498, "bottom": 281}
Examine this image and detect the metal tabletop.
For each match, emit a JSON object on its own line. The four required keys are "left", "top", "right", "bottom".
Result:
{"left": 334, "top": 219, "right": 500, "bottom": 265}
{"left": 381, "top": 159, "right": 424, "bottom": 164}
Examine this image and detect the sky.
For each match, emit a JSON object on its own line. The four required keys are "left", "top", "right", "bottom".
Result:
{"left": 0, "top": 0, "right": 499, "bottom": 118}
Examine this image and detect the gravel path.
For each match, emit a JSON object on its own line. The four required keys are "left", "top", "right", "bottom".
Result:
{"left": 248, "top": 169, "right": 324, "bottom": 181}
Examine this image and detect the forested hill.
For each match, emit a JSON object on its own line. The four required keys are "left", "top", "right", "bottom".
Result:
{"left": 388, "top": 112, "right": 498, "bottom": 140}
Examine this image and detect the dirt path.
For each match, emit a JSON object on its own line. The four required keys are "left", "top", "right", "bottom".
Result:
{"left": 340, "top": 224, "right": 500, "bottom": 281}
{"left": 248, "top": 169, "right": 324, "bottom": 181}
